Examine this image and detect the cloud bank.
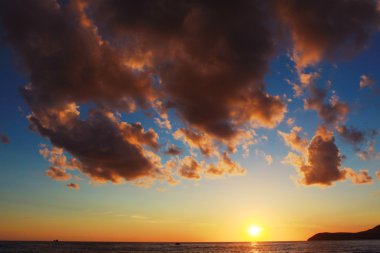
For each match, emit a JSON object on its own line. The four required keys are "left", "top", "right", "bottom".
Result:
{"left": 1, "top": 0, "right": 379, "bottom": 188}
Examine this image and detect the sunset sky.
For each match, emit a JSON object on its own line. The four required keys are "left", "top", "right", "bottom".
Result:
{"left": 1, "top": 0, "right": 380, "bottom": 242}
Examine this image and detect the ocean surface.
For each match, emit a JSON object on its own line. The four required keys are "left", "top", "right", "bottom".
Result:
{"left": 1, "top": 241, "right": 380, "bottom": 253}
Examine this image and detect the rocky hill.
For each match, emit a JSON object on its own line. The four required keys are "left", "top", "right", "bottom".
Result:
{"left": 308, "top": 225, "right": 380, "bottom": 241}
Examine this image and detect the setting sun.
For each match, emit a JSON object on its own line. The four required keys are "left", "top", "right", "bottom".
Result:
{"left": 248, "top": 225, "right": 262, "bottom": 237}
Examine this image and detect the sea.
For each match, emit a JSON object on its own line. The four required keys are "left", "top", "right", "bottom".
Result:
{"left": 0, "top": 241, "right": 380, "bottom": 253}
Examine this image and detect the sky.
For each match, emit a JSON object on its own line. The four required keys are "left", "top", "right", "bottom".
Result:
{"left": 1, "top": 0, "right": 380, "bottom": 242}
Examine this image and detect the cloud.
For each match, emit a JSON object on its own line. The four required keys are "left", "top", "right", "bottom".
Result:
{"left": 91, "top": 0, "right": 286, "bottom": 140}
{"left": 304, "top": 86, "right": 349, "bottom": 127}
{"left": 67, "top": 182, "right": 79, "bottom": 190}
{"left": 278, "top": 126, "right": 308, "bottom": 153}
{"left": 343, "top": 168, "right": 373, "bottom": 185}
{"left": 46, "top": 166, "right": 72, "bottom": 181}
{"left": 178, "top": 156, "right": 201, "bottom": 180}
{"left": 255, "top": 149, "right": 274, "bottom": 166}
{"left": 119, "top": 121, "right": 160, "bottom": 150}
{"left": 284, "top": 127, "right": 374, "bottom": 186}
{"left": 264, "top": 154, "right": 273, "bottom": 166}
{"left": 153, "top": 100, "right": 172, "bottom": 130}
{"left": 286, "top": 118, "right": 295, "bottom": 126}
{"left": 40, "top": 144, "right": 77, "bottom": 181}
{"left": 0, "top": 133, "right": 9, "bottom": 144}
{"left": 174, "top": 128, "right": 216, "bottom": 157}
{"left": 275, "top": 0, "right": 380, "bottom": 70}
{"left": 205, "top": 152, "right": 246, "bottom": 177}
{"left": 337, "top": 125, "right": 365, "bottom": 145}
{"left": 0, "top": 0, "right": 154, "bottom": 111}
{"left": 1, "top": 0, "right": 379, "bottom": 189}
{"left": 376, "top": 171, "right": 380, "bottom": 180}
{"left": 164, "top": 144, "right": 182, "bottom": 156}
{"left": 35, "top": 108, "right": 168, "bottom": 184}
{"left": 298, "top": 128, "right": 346, "bottom": 186}
{"left": 360, "top": 75, "right": 375, "bottom": 89}
{"left": 282, "top": 151, "right": 304, "bottom": 168}
{"left": 357, "top": 141, "right": 380, "bottom": 160}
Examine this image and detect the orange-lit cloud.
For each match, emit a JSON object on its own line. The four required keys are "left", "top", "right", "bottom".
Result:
{"left": 278, "top": 126, "right": 308, "bottom": 154}
{"left": 178, "top": 156, "right": 201, "bottom": 180}
{"left": 205, "top": 152, "right": 246, "bottom": 177}
{"left": 174, "top": 128, "right": 216, "bottom": 157}
{"left": 344, "top": 168, "right": 373, "bottom": 185}
{"left": 46, "top": 166, "right": 72, "bottom": 181}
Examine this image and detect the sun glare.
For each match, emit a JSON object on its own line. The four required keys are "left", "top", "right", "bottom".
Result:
{"left": 248, "top": 225, "right": 262, "bottom": 237}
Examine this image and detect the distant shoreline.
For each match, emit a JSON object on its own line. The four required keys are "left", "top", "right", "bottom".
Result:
{"left": 308, "top": 225, "right": 380, "bottom": 241}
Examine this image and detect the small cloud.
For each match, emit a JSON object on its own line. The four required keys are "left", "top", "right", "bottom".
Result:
{"left": 357, "top": 141, "right": 380, "bottom": 160}
{"left": 164, "top": 144, "right": 183, "bottom": 156}
{"left": 278, "top": 126, "right": 308, "bottom": 153}
{"left": 255, "top": 149, "right": 274, "bottom": 166}
{"left": 264, "top": 154, "right": 273, "bottom": 166}
{"left": 360, "top": 75, "right": 375, "bottom": 89}
{"left": 46, "top": 166, "right": 72, "bottom": 181}
{"left": 337, "top": 125, "right": 365, "bottom": 145}
{"left": 286, "top": 118, "right": 295, "bottom": 126}
{"left": 205, "top": 152, "right": 246, "bottom": 177}
{"left": 174, "top": 128, "right": 216, "bottom": 157}
{"left": 66, "top": 182, "right": 79, "bottom": 190}
{"left": 178, "top": 156, "right": 202, "bottom": 180}
{"left": 343, "top": 168, "right": 373, "bottom": 185}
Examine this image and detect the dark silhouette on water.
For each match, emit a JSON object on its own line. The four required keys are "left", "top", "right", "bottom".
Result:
{"left": 308, "top": 225, "right": 380, "bottom": 241}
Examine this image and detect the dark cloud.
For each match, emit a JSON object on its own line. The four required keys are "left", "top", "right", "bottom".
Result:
{"left": 285, "top": 127, "right": 375, "bottom": 186}
{"left": 164, "top": 144, "right": 182, "bottom": 156}
{"left": 91, "top": 0, "right": 286, "bottom": 140}
{"left": 304, "top": 86, "right": 349, "bottom": 127}
{"left": 67, "top": 182, "right": 79, "bottom": 190}
{"left": 337, "top": 125, "right": 365, "bottom": 145}
{"left": 275, "top": 0, "right": 380, "bottom": 70}
{"left": 298, "top": 128, "right": 346, "bottom": 186}
{"left": 0, "top": 0, "right": 153, "bottom": 111}
{"left": 0, "top": 133, "right": 9, "bottom": 144}
{"left": 33, "top": 107, "right": 164, "bottom": 183}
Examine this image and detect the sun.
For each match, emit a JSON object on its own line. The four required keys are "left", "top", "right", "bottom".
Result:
{"left": 248, "top": 225, "right": 262, "bottom": 237}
